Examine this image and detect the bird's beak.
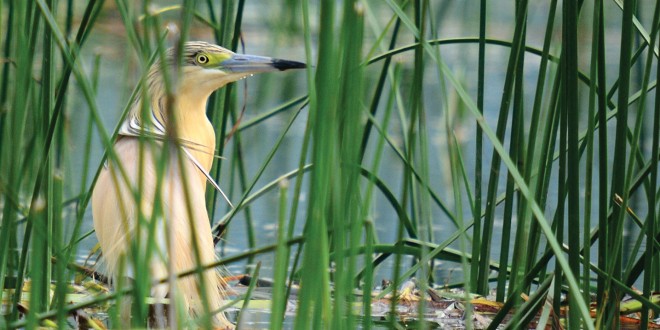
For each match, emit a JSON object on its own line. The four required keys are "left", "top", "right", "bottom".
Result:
{"left": 220, "top": 53, "right": 306, "bottom": 73}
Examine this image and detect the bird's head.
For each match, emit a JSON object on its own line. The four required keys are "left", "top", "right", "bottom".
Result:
{"left": 155, "top": 41, "right": 306, "bottom": 100}
{"left": 124, "top": 41, "right": 305, "bottom": 138}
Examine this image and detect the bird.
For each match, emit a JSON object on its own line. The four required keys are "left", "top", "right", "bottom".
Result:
{"left": 91, "top": 41, "right": 305, "bottom": 328}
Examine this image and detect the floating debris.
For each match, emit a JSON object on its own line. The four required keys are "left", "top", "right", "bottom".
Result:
{"left": 3, "top": 274, "right": 660, "bottom": 329}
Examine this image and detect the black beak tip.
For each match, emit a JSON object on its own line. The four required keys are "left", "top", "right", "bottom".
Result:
{"left": 272, "top": 59, "right": 307, "bottom": 71}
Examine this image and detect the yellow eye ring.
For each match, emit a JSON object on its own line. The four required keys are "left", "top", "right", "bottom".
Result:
{"left": 196, "top": 54, "right": 209, "bottom": 64}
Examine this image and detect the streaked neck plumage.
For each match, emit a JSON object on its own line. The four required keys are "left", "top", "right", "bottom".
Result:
{"left": 125, "top": 70, "right": 223, "bottom": 188}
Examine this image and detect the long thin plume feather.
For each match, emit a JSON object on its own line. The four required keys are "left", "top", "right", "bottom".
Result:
{"left": 119, "top": 114, "right": 234, "bottom": 209}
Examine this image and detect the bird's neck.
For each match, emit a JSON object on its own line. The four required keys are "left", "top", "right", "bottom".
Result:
{"left": 154, "top": 93, "right": 216, "bottom": 186}
{"left": 177, "top": 96, "right": 216, "bottom": 167}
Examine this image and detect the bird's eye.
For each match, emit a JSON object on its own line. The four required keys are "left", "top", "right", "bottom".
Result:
{"left": 196, "top": 54, "right": 209, "bottom": 64}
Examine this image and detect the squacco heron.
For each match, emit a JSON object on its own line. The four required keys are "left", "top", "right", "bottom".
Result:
{"left": 92, "top": 41, "right": 304, "bottom": 328}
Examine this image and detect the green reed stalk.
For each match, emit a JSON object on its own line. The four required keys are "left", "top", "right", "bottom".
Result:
{"left": 498, "top": 0, "right": 527, "bottom": 310}
{"left": 270, "top": 182, "right": 289, "bottom": 330}
{"left": 207, "top": 0, "right": 239, "bottom": 223}
{"left": 629, "top": 2, "right": 660, "bottom": 328}
{"left": 295, "top": 0, "right": 334, "bottom": 328}
{"left": 471, "top": 0, "right": 486, "bottom": 292}
{"left": 562, "top": 0, "right": 581, "bottom": 326}
{"left": 337, "top": 1, "right": 365, "bottom": 327}
{"left": 595, "top": 0, "right": 609, "bottom": 311}
{"left": 583, "top": 0, "right": 600, "bottom": 308}
{"left": 479, "top": 0, "right": 527, "bottom": 297}
{"left": 6, "top": 0, "right": 41, "bottom": 323}
{"left": 646, "top": 25, "right": 660, "bottom": 330}
{"left": 601, "top": 0, "right": 637, "bottom": 326}
{"left": 27, "top": 1, "right": 56, "bottom": 327}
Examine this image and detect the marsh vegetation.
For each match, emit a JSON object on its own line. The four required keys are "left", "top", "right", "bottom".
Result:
{"left": 1, "top": 0, "right": 659, "bottom": 328}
